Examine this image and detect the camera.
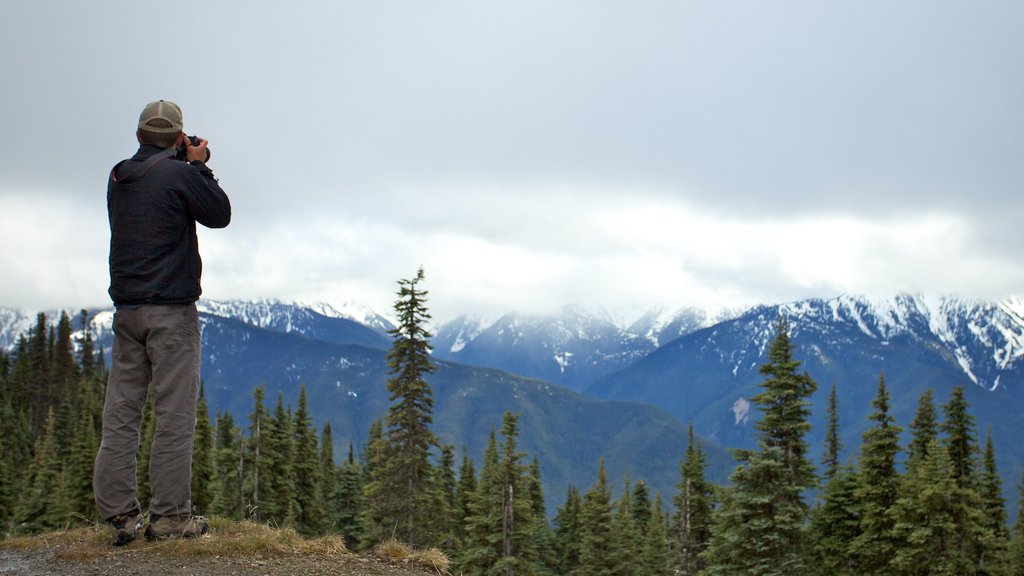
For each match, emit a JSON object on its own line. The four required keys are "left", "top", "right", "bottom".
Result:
{"left": 175, "top": 134, "right": 211, "bottom": 163}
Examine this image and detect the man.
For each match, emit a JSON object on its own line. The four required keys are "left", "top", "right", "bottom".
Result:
{"left": 94, "top": 100, "right": 231, "bottom": 545}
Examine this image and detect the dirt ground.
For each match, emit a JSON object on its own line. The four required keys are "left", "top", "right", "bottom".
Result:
{"left": 0, "top": 548, "right": 440, "bottom": 576}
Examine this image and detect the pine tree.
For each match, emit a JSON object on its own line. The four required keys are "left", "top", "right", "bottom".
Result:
{"left": 191, "top": 382, "right": 215, "bottom": 515}
{"left": 702, "top": 319, "right": 818, "bottom": 576}
{"left": 364, "top": 268, "right": 441, "bottom": 547}
{"left": 631, "top": 479, "right": 652, "bottom": 536}
{"left": 850, "top": 373, "right": 903, "bottom": 574}
{"left": 907, "top": 388, "right": 938, "bottom": 473}
{"left": 525, "top": 457, "right": 556, "bottom": 576}
{"left": 292, "top": 385, "right": 323, "bottom": 534}
{"left": 575, "top": 459, "right": 615, "bottom": 576}
{"left": 823, "top": 382, "right": 843, "bottom": 481}
{"left": 674, "top": 422, "right": 713, "bottom": 575}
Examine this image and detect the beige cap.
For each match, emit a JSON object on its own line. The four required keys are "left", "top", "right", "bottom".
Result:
{"left": 138, "top": 100, "right": 183, "bottom": 133}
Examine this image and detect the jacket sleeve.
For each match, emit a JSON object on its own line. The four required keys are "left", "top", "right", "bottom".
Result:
{"left": 182, "top": 163, "right": 232, "bottom": 229}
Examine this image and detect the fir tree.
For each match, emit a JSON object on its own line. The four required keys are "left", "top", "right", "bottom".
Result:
{"left": 292, "top": 385, "right": 323, "bottom": 534}
{"left": 640, "top": 493, "right": 672, "bottom": 576}
{"left": 455, "top": 448, "right": 478, "bottom": 550}
{"left": 575, "top": 459, "right": 615, "bottom": 576}
{"left": 462, "top": 431, "right": 503, "bottom": 575}
{"left": 850, "top": 373, "right": 903, "bottom": 575}
{"left": 16, "top": 408, "right": 67, "bottom": 531}
{"left": 980, "top": 429, "right": 1010, "bottom": 575}
{"left": 335, "top": 441, "right": 366, "bottom": 548}
{"left": 674, "top": 422, "right": 713, "bottom": 575}
{"left": 191, "top": 382, "right": 215, "bottom": 515}
{"left": 318, "top": 423, "right": 338, "bottom": 530}
{"left": 610, "top": 478, "right": 639, "bottom": 576}
{"left": 823, "top": 382, "right": 843, "bottom": 481}
{"left": 702, "top": 319, "right": 818, "bottom": 576}
{"left": 907, "top": 388, "right": 938, "bottom": 473}
{"left": 211, "top": 411, "right": 244, "bottom": 519}
{"left": 631, "top": 479, "right": 652, "bottom": 536}
{"left": 437, "top": 443, "right": 459, "bottom": 549}
{"left": 810, "top": 466, "right": 862, "bottom": 575}
{"left": 1010, "top": 468, "right": 1024, "bottom": 575}
{"left": 943, "top": 386, "right": 979, "bottom": 487}
{"left": 263, "top": 392, "right": 298, "bottom": 526}
{"left": 891, "top": 438, "right": 976, "bottom": 575}
{"left": 553, "top": 485, "right": 583, "bottom": 576}
{"left": 364, "top": 267, "right": 441, "bottom": 547}
{"left": 247, "top": 385, "right": 269, "bottom": 522}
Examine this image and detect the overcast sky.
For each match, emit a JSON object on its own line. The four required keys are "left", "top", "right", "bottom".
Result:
{"left": 1, "top": 1, "right": 1021, "bottom": 322}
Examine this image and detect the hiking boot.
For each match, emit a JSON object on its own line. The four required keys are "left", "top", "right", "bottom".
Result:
{"left": 108, "top": 511, "right": 143, "bottom": 546}
{"left": 144, "top": 514, "right": 209, "bottom": 541}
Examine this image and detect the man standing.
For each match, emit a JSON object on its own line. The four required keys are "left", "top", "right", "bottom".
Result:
{"left": 94, "top": 100, "right": 231, "bottom": 545}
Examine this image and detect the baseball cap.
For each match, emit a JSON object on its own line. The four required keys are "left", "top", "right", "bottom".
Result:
{"left": 138, "top": 100, "right": 183, "bottom": 133}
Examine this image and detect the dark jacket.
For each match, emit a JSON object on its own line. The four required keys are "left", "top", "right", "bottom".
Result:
{"left": 107, "top": 144, "right": 231, "bottom": 306}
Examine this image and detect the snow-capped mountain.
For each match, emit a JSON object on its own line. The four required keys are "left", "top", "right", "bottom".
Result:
{"left": 432, "top": 303, "right": 737, "bottom": 392}
{"left": 585, "top": 294, "right": 1024, "bottom": 502}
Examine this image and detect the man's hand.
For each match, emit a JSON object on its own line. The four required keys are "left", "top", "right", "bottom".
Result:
{"left": 185, "top": 136, "right": 210, "bottom": 163}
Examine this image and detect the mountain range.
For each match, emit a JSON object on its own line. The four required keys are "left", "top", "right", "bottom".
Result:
{"left": 2, "top": 293, "right": 1022, "bottom": 510}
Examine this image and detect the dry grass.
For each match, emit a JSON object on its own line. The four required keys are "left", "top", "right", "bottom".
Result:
{"left": 1, "top": 516, "right": 348, "bottom": 561}
{"left": 373, "top": 537, "right": 451, "bottom": 575}
{"left": 3, "top": 518, "right": 450, "bottom": 574}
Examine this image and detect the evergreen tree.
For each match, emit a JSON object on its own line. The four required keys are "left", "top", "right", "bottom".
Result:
{"left": 810, "top": 466, "right": 862, "bottom": 575}
{"left": 640, "top": 493, "right": 672, "bottom": 576}
{"left": 1010, "top": 468, "right": 1024, "bottom": 575}
{"left": 263, "top": 392, "right": 298, "bottom": 526}
{"left": 462, "top": 431, "right": 503, "bottom": 575}
{"left": 553, "top": 485, "right": 583, "bottom": 576}
{"left": 16, "top": 408, "right": 67, "bottom": 531}
{"left": 318, "top": 423, "right": 338, "bottom": 530}
{"left": 907, "top": 388, "right": 938, "bottom": 473}
{"left": 702, "top": 319, "right": 818, "bottom": 576}
{"left": 335, "top": 441, "right": 366, "bottom": 548}
{"left": 437, "top": 443, "right": 459, "bottom": 549}
{"left": 631, "top": 479, "right": 652, "bottom": 536}
{"left": 364, "top": 268, "right": 441, "bottom": 547}
{"left": 823, "top": 382, "right": 843, "bottom": 481}
{"left": 673, "top": 422, "right": 713, "bottom": 575}
{"left": 980, "top": 430, "right": 1010, "bottom": 575}
{"left": 211, "top": 411, "right": 244, "bottom": 519}
{"left": 891, "top": 438, "right": 976, "bottom": 575}
{"left": 575, "top": 459, "right": 615, "bottom": 576}
{"left": 525, "top": 457, "right": 556, "bottom": 576}
{"left": 191, "top": 382, "right": 215, "bottom": 515}
{"left": 943, "top": 386, "right": 979, "bottom": 487}
{"left": 610, "top": 478, "right": 639, "bottom": 576}
{"left": 850, "top": 373, "right": 903, "bottom": 574}
{"left": 247, "top": 385, "right": 270, "bottom": 522}
{"left": 292, "top": 385, "right": 323, "bottom": 534}
{"left": 455, "top": 448, "right": 478, "bottom": 551}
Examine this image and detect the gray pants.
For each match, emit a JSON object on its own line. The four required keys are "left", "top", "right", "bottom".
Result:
{"left": 94, "top": 304, "right": 201, "bottom": 520}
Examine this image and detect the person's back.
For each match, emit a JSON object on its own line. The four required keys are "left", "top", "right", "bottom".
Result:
{"left": 95, "top": 100, "right": 231, "bottom": 546}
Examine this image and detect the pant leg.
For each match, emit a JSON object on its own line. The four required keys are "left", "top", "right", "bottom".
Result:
{"left": 94, "top": 308, "right": 151, "bottom": 520}
{"left": 145, "top": 304, "right": 201, "bottom": 518}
